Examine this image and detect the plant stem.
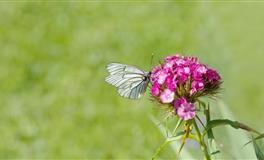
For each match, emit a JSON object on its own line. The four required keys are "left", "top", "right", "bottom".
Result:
{"left": 150, "top": 115, "right": 184, "bottom": 159}
{"left": 152, "top": 136, "right": 182, "bottom": 159}
{"left": 176, "top": 122, "right": 190, "bottom": 158}
{"left": 193, "top": 119, "right": 211, "bottom": 160}
{"left": 172, "top": 118, "right": 183, "bottom": 136}
{"left": 152, "top": 139, "right": 170, "bottom": 160}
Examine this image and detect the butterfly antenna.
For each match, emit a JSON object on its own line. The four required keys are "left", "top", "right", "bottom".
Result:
{"left": 158, "top": 60, "right": 162, "bottom": 65}
{"left": 150, "top": 53, "right": 155, "bottom": 67}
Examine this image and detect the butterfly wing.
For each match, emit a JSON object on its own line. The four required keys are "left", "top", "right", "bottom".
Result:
{"left": 105, "top": 63, "right": 150, "bottom": 99}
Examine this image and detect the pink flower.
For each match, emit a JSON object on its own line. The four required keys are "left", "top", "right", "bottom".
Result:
{"left": 175, "top": 58, "right": 186, "bottom": 66}
{"left": 206, "top": 68, "right": 221, "bottom": 82}
{"left": 174, "top": 97, "right": 196, "bottom": 120}
{"left": 150, "top": 54, "right": 221, "bottom": 115}
{"left": 174, "top": 97, "right": 187, "bottom": 110}
{"left": 184, "top": 56, "right": 198, "bottom": 64}
{"left": 165, "top": 54, "right": 181, "bottom": 62}
{"left": 163, "top": 61, "right": 174, "bottom": 71}
{"left": 157, "top": 70, "right": 168, "bottom": 84}
{"left": 160, "top": 89, "right": 175, "bottom": 103}
{"left": 190, "top": 81, "right": 204, "bottom": 95}
{"left": 165, "top": 75, "right": 177, "bottom": 91}
{"left": 177, "top": 103, "right": 196, "bottom": 120}
{"left": 150, "top": 65, "right": 162, "bottom": 83}
{"left": 183, "top": 67, "right": 190, "bottom": 74}
{"left": 192, "top": 65, "right": 207, "bottom": 81}
{"left": 150, "top": 83, "right": 160, "bottom": 96}
{"left": 196, "top": 65, "right": 207, "bottom": 74}
{"left": 175, "top": 66, "right": 190, "bottom": 83}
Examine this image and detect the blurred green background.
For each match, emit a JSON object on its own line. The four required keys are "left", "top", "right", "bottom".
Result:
{"left": 0, "top": 1, "right": 263, "bottom": 158}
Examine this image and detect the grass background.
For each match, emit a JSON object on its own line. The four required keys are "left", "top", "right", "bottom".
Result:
{"left": 0, "top": 1, "right": 263, "bottom": 158}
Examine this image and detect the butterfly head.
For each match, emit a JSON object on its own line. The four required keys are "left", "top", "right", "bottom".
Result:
{"left": 143, "top": 71, "right": 151, "bottom": 81}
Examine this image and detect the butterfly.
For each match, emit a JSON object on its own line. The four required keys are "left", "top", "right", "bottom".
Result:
{"left": 105, "top": 63, "right": 151, "bottom": 99}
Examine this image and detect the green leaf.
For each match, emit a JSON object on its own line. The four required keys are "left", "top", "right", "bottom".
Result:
{"left": 252, "top": 136, "right": 264, "bottom": 160}
{"left": 207, "top": 128, "right": 220, "bottom": 157}
{"left": 205, "top": 117, "right": 261, "bottom": 158}
{"left": 244, "top": 133, "right": 264, "bottom": 146}
{"left": 217, "top": 100, "right": 255, "bottom": 158}
{"left": 254, "top": 134, "right": 264, "bottom": 141}
{"left": 203, "top": 104, "right": 220, "bottom": 159}
{"left": 205, "top": 119, "right": 261, "bottom": 135}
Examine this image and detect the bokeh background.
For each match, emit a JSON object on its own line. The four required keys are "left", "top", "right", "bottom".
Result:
{"left": 0, "top": 1, "right": 263, "bottom": 159}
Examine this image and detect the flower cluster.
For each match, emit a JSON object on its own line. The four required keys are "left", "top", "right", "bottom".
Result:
{"left": 150, "top": 54, "right": 221, "bottom": 120}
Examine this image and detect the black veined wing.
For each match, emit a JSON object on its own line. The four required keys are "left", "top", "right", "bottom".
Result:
{"left": 105, "top": 63, "right": 150, "bottom": 99}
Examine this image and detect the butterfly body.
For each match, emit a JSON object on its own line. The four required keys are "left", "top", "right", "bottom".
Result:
{"left": 105, "top": 63, "right": 151, "bottom": 99}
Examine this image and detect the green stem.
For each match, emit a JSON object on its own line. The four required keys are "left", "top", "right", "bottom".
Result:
{"left": 176, "top": 122, "right": 190, "bottom": 158}
{"left": 152, "top": 136, "right": 182, "bottom": 159}
{"left": 172, "top": 118, "right": 183, "bottom": 136}
{"left": 202, "top": 119, "right": 262, "bottom": 138}
{"left": 152, "top": 139, "right": 170, "bottom": 160}
{"left": 193, "top": 119, "right": 211, "bottom": 160}
{"left": 204, "top": 107, "right": 215, "bottom": 144}
{"left": 152, "top": 119, "right": 184, "bottom": 159}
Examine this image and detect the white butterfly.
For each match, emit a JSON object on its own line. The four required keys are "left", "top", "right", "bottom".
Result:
{"left": 105, "top": 63, "right": 151, "bottom": 99}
